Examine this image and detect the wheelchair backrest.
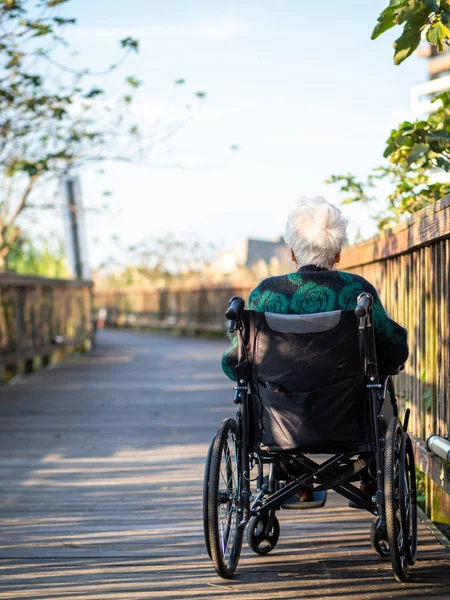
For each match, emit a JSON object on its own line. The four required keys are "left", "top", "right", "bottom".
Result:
{"left": 252, "top": 310, "right": 362, "bottom": 394}
{"left": 239, "top": 309, "right": 373, "bottom": 453}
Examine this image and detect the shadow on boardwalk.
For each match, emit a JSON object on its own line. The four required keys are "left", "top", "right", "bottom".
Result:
{"left": 0, "top": 329, "right": 448, "bottom": 599}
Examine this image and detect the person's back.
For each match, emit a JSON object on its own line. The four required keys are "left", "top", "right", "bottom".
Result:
{"left": 222, "top": 197, "right": 408, "bottom": 380}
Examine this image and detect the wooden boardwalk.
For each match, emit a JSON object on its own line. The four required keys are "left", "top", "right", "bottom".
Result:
{"left": 0, "top": 329, "right": 448, "bottom": 599}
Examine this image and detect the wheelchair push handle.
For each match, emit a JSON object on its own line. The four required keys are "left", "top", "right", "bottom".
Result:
{"left": 226, "top": 296, "right": 245, "bottom": 321}
{"left": 355, "top": 293, "right": 373, "bottom": 317}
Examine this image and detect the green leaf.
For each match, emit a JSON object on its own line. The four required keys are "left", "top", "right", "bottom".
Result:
{"left": 195, "top": 91, "right": 207, "bottom": 99}
{"left": 426, "top": 130, "right": 450, "bottom": 141}
{"left": 423, "top": 389, "right": 432, "bottom": 410}
{"left": 125, "top": 76, "right": 142, "bottom": 89}
{"left": 372, "top": 7, "right": 397, "bottom": 39}
{"left": 54, "top": 17, "right": 76, "bottom": 26}
{"left": 422, "top": 0, "right": 439, "bottom": 11}
{"left": 84, "top": 87, "right": 104, "bottom": 98}
{"left": 120, "top": 37, "right": 139, "bottom": 53}
{"left": 383, "top": 142, "right": 397, "bottom": 158}
{"left": 47, "top": 0, "right": 69, "bottom": 6}
{"left": 175, "top": 78, "right": 185, "bottom": 85}
{"left": 393, "top": 26, "right": 422, "bottom": 65}
{"left": 427, "top": 21, "right": 450, "bottom": 51}
{"left": 442, "top": 4, "right": 450, "bottom": 25}
{"left": 407, "top": 142, "right": 430, "bottom": 162}
{"left": 395, "top": 0, "right": 425, "bottom": 25}
{"left": 435, "top": 156, "right": 450, "bottom": 170}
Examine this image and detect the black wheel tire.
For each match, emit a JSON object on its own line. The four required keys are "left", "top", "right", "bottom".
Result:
{"left": 399, "top": 433, "right": 418, "bottom": 566}
{"left": 385, "top": 417, "right": 410, "bottom": 582}
{"left": 370, "top": 516, "right": 390, "bottom": 558}
{"left": 207, "top": 418, "right": 244, "bottom": 579}
{"left": 203, "top": 435, "right": 215, "bottom": 559}
{"left": 247, "top": 513, "right": 280, "bottom": 555}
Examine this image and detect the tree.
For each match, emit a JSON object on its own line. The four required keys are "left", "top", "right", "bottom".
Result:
{"left": 0, "top": 0, "right": 213, "bottom": 271}
{"left": 7, "top": 234, "right": 68, "bottom": 277}
{"left": 0, "top": 0, "right": 142, "bottom": 268}
{"left": 97, "top": 234, "right": 217, "bottom": 289}
{"left": 372, "top": 1, "right": 450, "bottom": 65}
{"left": 327, "top": 1, "right": 450, "bottom": 228}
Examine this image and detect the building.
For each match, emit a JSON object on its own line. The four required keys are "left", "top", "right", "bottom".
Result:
{"left": 411, "top": 44, "right": 450, "bottom": 117}
{"left": 409, "top": 43, "right": 450, "bottom": 186}
{"left": 235, "top": 236, "right": 291, "bottom": 269}
{"left": 208, "top": 236, "right": 291, "bottom": 278}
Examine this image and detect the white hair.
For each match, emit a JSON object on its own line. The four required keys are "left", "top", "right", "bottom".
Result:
{"left": 284, "top": 196, "right": 348, "bottom": 269}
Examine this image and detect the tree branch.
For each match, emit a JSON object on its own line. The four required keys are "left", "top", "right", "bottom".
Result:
{"left": 6, "top": 174, "right": 39, "bottom": 230}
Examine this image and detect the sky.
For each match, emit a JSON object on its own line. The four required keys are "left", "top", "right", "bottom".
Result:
{"left": 26, "top": 0, "right": 428, "bottom": 269}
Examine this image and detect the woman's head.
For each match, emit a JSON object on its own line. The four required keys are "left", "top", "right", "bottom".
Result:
{"left": 284, "top": 196, "right": 348, "bottom": 269}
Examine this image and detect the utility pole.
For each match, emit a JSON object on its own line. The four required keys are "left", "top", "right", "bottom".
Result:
{"left": 65, "top": 178, "right": 83, "bottom": 279}
{"left": 62, "top": 176, "right": 89, "bottom": 280}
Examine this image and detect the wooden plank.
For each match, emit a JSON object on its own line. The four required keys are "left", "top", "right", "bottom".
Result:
{"left": 0, "top": 273, "right": 93, "bottom": 289}
{"left": 0, "top": 338, "right": 88, "bottom": 366}
{"left": 340, "top": 195, "right": 450, "bottom": 268}
{"left": 443, "top": 240, "right": 448, "bottom": 435}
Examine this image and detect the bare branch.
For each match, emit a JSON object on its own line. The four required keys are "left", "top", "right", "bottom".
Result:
{"left": 6, "top": 174, "right": 39, "bottom": 230}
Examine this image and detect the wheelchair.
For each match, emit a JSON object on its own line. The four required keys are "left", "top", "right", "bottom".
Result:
{"left": 203, "top": 293, "right": 417, "bottom": 583}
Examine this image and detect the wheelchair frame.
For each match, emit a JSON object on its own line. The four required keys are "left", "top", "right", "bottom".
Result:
{"left": 203, "top": 294, "right": 417, "bottom": 583}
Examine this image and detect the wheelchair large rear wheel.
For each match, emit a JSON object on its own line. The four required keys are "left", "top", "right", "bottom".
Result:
{"left": 385, "top": 417, "right": 417, "bottom": 582}
{"left": 206, "top": 418, "right": 244, "bottom": 578}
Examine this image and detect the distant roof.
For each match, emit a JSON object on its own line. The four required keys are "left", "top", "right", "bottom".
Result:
{"left": 244, "top": 237, "right": 290, "bottom": 267}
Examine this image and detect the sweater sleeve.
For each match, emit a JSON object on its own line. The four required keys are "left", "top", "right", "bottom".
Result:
{"left": 366, "top": 284, "right": 409, "bottom": 373}
{"left": 221, "top": 332, "right": 238, "bottom": 381}
{"left": 221, "top": 284, "right": 265, "bottom": 380}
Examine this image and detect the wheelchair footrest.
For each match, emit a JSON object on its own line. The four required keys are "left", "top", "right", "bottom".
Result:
{"left": 281, "top": 489, "right": 327, "bottom": 510}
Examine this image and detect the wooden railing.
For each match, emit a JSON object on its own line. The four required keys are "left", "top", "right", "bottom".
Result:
{"left": 94, "top": 285, "right": 254, "bottom": 333}
{"left": 340, "top": 196, "right": 450, "bottom": 508}
{"left": 0, "top": 273, "right": 93, "bottom": 375}
{"left": 340, "top": 196, "right": 450, "bottom": 446}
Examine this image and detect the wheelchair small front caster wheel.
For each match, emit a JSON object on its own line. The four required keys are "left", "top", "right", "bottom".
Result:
{"left": 247, "top": 514, "right": 280, "bottom": 555}
{"left": 370, "top": 516, "right": 390, "bottom": 558}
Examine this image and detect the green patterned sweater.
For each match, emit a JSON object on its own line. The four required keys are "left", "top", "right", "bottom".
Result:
{"left": 222, "top": 265, "right": 408, "bottom": 380}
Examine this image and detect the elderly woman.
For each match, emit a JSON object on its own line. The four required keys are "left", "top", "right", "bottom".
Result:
{"left": 222, "top": 196, "right": 408, "bottom": 381}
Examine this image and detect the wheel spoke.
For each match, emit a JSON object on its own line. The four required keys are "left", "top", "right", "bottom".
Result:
{"left": 220, "top": 436, "right": 238, "bottom": 491}
{"left": 223, "top": 511, "right": 235, "bottom": 560}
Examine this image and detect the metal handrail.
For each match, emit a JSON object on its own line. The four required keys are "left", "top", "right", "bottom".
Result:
{"left": 426, "top": 435, "right": 450, "bottom": 463}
